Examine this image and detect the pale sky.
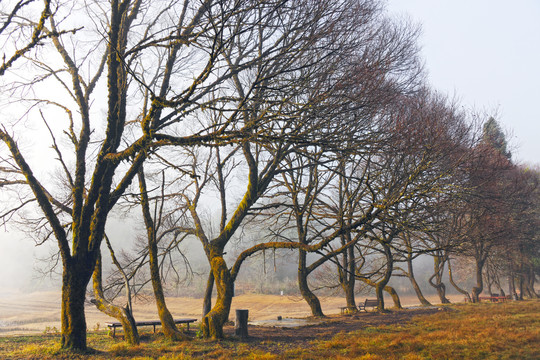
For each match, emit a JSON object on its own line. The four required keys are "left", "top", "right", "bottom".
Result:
{"left": 386, "top": 0, "right": 540, "bottom": 165}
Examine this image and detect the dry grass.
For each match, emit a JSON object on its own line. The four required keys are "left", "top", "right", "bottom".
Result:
{"left": 0, "top": 300, "right": 538, "bottom": 359}
{"left": 310, "top": 300, "right": 540, "bottom": 360}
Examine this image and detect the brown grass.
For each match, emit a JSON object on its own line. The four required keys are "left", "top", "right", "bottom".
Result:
{"left": 0, "top": 300, "right": 538, "bottom": 359}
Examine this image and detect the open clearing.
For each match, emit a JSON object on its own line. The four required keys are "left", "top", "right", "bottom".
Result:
{"left": 0, "top": 291, "right": 463, "bottom": 335}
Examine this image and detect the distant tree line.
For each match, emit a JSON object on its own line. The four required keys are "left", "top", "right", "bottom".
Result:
{"left": 0, "top": 0, "right": 538, "bottom": 351}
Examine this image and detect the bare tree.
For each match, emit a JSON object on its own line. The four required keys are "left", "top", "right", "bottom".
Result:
{"left": 2, "top": 0, "right": 344, "bottom": 349}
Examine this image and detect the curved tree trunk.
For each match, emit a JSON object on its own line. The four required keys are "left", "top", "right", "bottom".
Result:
{"left": 298, "top": 249, "right": 324, "bottom": 317}
{"left": 385, "top": 284, "right": 402, "bottom": 309}
{"left": 448, "top": 258, "right": 471, "bottom": 302}
{"left": 429, "top": 255, "right": 450, "bottom": 304}
{"left": 375, "top": 242, "right": 395, "bottom": 311}
{"left": 91, "top": 253, "right": 139, "bottom": 345}
{"left": 201, "top": 255, "right": 234, "bottom": 339}
{"left": 406, "top": 257, "right": 432, "bottom": 306}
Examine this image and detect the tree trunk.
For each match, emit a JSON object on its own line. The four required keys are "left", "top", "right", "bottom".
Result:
{"left": 407, "top": 257, "right": 431, "bottom": 306}
{"left": 91, "top": 253, "right": 139, "bottom": 345}
{"left": 525, "top": 265, "right": 539, "bottom": 298}
{"left": 202, "top": 256, "right": 234, "bottom": 339}
{"left": 139, "top": 169, "right": 186, "bottom": 340}
{"left": 375, "top": 283, "right": 385, "bottom": 310}
{"left": 149, "top": 239, "right": 186, "bottom": 340}
{"left": 61, "top": 264, "right": 92, "bottom": 351}
{"left": 429, "top": 255, "right": 450, "bottom": 304}
{"left": 298, "top": 249, "right": 324, "bottom": 317}
{"left": 385, "top": 285, "right": 402, "bottom": 309}
{"left": 338, "top": 245, "right": 357, "bottom": 309}
{"left": 471, "top": 258, "right": 485, "bottom": 303}
{"left": 508, "top": 272, "right": 517, "bottom": 300}
{"left": 373, "top": 242, "right": 395, "bottom": 311}
{"left": 203, "top": 271, "right": 214, "bottom": 317}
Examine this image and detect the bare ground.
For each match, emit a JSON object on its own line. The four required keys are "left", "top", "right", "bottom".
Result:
{"left": 220, "top": 307, "right": 444, "bottom": 355}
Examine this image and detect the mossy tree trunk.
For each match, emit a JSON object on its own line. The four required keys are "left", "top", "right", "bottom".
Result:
{"left": 201, "top": 255, "right": 234, "bottom": 339}
{"left": 60, "top": 261, "right": 95, "bottom": 350}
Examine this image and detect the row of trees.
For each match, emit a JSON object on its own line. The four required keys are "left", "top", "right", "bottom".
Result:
{"left": 0, "top": 0, "right": 538, "bottom": 351}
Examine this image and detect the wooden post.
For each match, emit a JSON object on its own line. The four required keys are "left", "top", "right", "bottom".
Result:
{"left": 235, "top": 309, "right": 249, "bottom": 339}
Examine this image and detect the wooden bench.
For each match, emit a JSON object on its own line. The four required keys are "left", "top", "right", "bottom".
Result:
{"left": 106, "top": 318, "right": 197, "bottom": 337}
{"left": 357, "top": 298, "right": 378, "bottom": 312}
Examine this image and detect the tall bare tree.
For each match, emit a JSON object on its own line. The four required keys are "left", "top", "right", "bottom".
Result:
{"left": 2, "top": 0, "right": 346, "bottom": 349}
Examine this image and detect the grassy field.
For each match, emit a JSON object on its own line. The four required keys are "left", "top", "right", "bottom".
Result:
{"left": 0, "top": 300, "right": 538, "bottom": 359}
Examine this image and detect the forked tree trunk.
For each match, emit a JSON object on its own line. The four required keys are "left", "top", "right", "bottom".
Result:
{"left": 91, "top": 254, "right": 139, "bottom": 345}
{"left": 298, "top": 249, "right": 324, "bottom": 317}
{"left": 371, "top": 243, "right": 397, "bottom": 311}
{"left": 429, "top": 255, "right": 450, "bottom": 304}
{"left": 471, "top": 258, "right": 485, "bottom": 303}
{"left": 201, "top": 256, "right": 234, "bottom": 339}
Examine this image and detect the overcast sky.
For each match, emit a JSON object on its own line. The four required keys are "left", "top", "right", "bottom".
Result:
{"left": 386, "top": 0, "right": 540, "bottom": 165}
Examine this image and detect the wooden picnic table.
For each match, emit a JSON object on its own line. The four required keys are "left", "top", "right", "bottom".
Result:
{"left": 106, "top": 318, "right": 197, "bottom": 337}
